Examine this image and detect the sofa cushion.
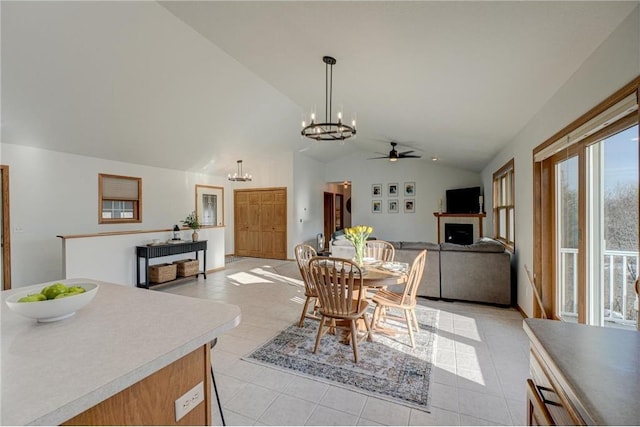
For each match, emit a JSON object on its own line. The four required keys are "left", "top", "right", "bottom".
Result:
{"left": 391, "top": 241, "right": 440, "bottom": 251}
{"left": 440, "top": 238, "right": 505, "bottom": 253}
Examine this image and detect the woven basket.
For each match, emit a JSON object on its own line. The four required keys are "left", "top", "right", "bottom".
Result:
{"left": 149, "top": 263, "right": 177, "bottom": 283}
{"left": 174, "top": 259, "right": 199, "bottom": 277}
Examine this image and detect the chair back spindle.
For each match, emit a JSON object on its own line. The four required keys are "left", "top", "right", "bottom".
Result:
{"left": 365, "top": 240, "right": 395, "bottom": 262}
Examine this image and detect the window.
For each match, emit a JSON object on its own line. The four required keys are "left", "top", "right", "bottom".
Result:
{"left": 98, "top": 174, "right": 141, "bottom": 223}
{"left": 534, "top": 77, "right": 639, "bottom": 328}
{"left": 492, "top": 159, "right": 515, "bottom": 250}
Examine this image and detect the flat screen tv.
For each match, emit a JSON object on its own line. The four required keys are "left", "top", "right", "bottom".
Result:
{"left": 446, "top": 186, "right": 481, "bottom": 214}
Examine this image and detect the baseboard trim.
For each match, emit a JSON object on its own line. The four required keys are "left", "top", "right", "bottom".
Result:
{"left": 515, "top": 304, "right": 528, "bottom": 318}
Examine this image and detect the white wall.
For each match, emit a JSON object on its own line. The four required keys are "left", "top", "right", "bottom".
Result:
{"left": 62, "top": 227, "right": 224, "bottom": 287}
{"left": 1, "top": 143, "right": 231, "bottom": 287}
{"left": 481, "top": 6, "right": 640, "bottom": 316}
{"left": 325, "top": 153, "right": 481, "bottom": 242}
{"left": 292, "top": 152, "right": 325, "bottom": 249}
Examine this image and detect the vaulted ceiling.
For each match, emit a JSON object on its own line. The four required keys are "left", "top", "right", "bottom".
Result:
{"left": 2, "top": 1, "right": 637, "bottom": 175}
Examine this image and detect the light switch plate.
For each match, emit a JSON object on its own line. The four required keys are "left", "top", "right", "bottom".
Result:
{"left": 175, "top": 381, "right": 204, "bottom": 422}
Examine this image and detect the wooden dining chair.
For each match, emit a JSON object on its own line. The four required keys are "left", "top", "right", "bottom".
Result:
{"left": 371, "top": 249, "right": 426, "bottom": 348}
{"left": 365, "top": 240, "right": 395, "bottom": 262}
{"left": 308, "top": 257, "right": 371, "bottom": 363}
{"left": 294, "top": 243, "right": 320, "bottom": 327}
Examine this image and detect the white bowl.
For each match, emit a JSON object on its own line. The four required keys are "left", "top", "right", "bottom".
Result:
{"left": 5, "top": 282, "right": 99, "bottom": 322}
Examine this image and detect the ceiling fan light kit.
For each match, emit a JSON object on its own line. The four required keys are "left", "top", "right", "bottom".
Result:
{"left": 228, "top": 160, "right": 252, "bottom": 182}
{"left": 301, "top": 56, "right": 356, "bottom": 142}
{"left": 369, "top": 142, "right": 422, "bottom": 161}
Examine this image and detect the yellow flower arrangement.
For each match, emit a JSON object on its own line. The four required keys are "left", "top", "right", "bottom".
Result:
{"left": 344, "top": 225, "right": 373, "bottom": 266}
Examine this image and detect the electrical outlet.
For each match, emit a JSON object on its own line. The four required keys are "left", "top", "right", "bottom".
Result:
{"left": 174, "top": 381, "right": 204, "bottom": 422}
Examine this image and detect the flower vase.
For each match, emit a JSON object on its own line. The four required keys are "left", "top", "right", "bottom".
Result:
{"left": 192, "top": 231, "right": 199, "bottom": 242}
{"left": 354, "top": 243, "right": 365, "bottom": 267}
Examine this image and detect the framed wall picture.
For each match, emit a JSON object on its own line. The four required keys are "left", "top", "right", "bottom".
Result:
{"left": 372, "top": 184, "right": 382, "bottom": 197}
{"left": 372, "top": 200, "right": 382, "bottom": 213}
{"left": 195, "top": 184, "right": 224, "bottom": 226}
{"left": 404, "top": 199, "right": 415, "bottom": 213}
{"left": 388, "top": 183, "right": 398, "bottom": 197}
{"left": 404, "top": 182, "right": 416, "bottom": 196}
{"left": 388, "top": 199, "right": 399, "bottom": 213}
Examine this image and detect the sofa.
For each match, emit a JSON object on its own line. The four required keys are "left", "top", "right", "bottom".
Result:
{"left": 330, "top": 234, "right": 511, "bottom": 306}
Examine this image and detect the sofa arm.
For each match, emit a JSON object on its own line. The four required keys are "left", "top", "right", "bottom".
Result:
{"left": 329, "top": 238, "right": 355, "bottom": 260}
{"left": 440, "top": 251, "right": 511, "bottom": 305}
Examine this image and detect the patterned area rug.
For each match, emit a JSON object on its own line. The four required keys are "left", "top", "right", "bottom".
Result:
{"left": 244, "top": 306, "right": 439, "bottom": 411}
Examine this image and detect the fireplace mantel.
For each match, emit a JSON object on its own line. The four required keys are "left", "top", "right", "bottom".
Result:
{"left": 433, "top": 212, "right": 486, "bottom": 244}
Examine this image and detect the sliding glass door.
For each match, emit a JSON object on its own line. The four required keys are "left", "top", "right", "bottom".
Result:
{"left": 556, "top": 155, "right": 580, "bottom": 322}
{"left": 550, "top": 125, "right": 638, "bottom": 328}
{"left": 587, "top": 125, "right": 638, "bottom": 328}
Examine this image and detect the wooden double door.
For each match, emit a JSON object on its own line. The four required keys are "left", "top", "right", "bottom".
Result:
{"left": 234, "top": 188, "right": 287, "bottom": 259}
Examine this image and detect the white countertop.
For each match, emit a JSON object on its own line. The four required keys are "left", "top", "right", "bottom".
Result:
{"left": 1, "top": 279, "right": 241, "bottom": 426}
{"left": 524, "top": 319, "right": 640, "bottom": 425}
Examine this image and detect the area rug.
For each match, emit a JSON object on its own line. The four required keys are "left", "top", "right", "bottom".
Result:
{"left": 243, "top": 306, "right": 439, "bottom": 411}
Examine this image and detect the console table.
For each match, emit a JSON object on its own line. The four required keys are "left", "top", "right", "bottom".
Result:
{"left": 136, "top": 241, "right": 207, "bottom": 288}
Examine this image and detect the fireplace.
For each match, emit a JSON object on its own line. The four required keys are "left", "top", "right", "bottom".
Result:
{"left": 444, "top": 223, "right": 473, "bottom": 245}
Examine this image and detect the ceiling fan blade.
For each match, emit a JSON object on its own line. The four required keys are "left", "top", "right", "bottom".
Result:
{"left": 398, "top": 154, "right": 422, "bottom": 158}
{"left": 368, "top": 156, "right": 391, "bottom": 160}
{"left": 399, "top": 150, "right": 415, "bottom": 156}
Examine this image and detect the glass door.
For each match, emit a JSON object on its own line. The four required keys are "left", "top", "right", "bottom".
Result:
{"left": 556, "top": 155, "right": 580, "bottom": 322}
{"left": 587, "top": 125, "right": 639, "bottom": 328}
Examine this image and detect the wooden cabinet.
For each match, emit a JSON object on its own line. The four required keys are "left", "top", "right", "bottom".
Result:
{"left": 234, "top": 188, "right": 287, "bottom": 259}
{"left": 524, "top": 319, "right": 640, "bottom": 426}
{"left": 63, "top": 345, "right": 211, "bottom": 426}
{"left": 527, "top": 347, "right": 584, "bottom": 425}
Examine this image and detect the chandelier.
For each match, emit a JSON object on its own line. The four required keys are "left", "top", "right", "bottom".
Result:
{"left": 301, "top": 56, "right": 356, "bottom": 142}
{"left": 228, "top": 160, "right": 252, "bottom": 182}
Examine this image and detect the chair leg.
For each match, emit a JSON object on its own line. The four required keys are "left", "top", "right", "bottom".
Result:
{"left": 313, "top": 316, "right": 327, "bottom": 354}
{"left": 312, "top": 298, "right": 320, "bottom": 316}
{"left": 210, "top": 366, "right": 226, "bottom": 426}
{"left": 298, "top": 296, "right": 312, "bottom": 327}
{"left": 350, "top": 319, "right": 359, "bottom": 363}
{"left": 371, "top": 304, "right": 381, "bottom": 330}
{"left": 405, "top": 309, "right": 416, "bottom": 348}
{"left": 410, "top": 308, "right": 420, "bottom": 332}
{"left": 363, "top": 312, "right": 373, "bottom": 342}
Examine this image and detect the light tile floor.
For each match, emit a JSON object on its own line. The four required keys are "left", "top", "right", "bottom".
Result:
{"left": 162, "top": 257, "right": 530, "bottom": 426}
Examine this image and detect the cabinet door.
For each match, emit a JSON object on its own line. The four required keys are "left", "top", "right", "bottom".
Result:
{"left": 259, "top": 190, "right": 286, "bottom": 259}
{"left": 235, "top": 191, "right": 260, "bottom": 257}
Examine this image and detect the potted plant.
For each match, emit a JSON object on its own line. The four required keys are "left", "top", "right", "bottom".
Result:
{"left": 182, "top": 211, "right": 201, "bottom": 241}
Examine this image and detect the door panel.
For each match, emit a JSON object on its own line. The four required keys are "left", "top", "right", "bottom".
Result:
{"left": 234, "top": 188, "right": 287, "bottom": 260}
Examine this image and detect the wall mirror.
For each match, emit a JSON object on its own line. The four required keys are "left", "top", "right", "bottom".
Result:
{"left": 195, "top": 185, "right": 224, "bottom": 227}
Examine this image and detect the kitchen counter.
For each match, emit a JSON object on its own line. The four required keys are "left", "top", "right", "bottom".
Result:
{"left": 524, "top": 319, "right": 640, "bottom": 425}
{"left": 1, "top": 279, "right": 241, "bottom": 426}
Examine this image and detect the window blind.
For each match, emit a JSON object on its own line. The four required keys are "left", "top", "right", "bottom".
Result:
{"left": 534, "top": 93, "right": 638, "bottom": 162}
{"left": 101, "top": 176, "right": 139, "bottom": 201}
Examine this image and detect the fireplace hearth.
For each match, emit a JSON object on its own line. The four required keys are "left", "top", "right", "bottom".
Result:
{"left": 444, "top": 223, "right": 473, "bottom": 245}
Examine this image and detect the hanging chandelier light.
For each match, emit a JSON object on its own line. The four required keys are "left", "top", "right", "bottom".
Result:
{"left": 301, "top": 56, "right": 356, "bottom": 142}
{"left": 228, "top": 160, "right": 252, "bottom": 182}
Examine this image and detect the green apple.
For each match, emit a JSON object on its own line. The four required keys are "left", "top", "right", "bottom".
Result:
{"left": 54, "top": 291, "right": 82, "bottom": 299}
{"left": 67, "top": 286, "right": 86, "bottom": 294}
{"left": 18, "top": 293, "right": 47, "bottom": 303}
{"left": 43, "top": 283, "right": 68, "bottom": 300}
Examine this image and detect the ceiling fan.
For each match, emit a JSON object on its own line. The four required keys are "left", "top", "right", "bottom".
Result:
{"left": 368, "top": 142, "right": 422, "bottom": 162}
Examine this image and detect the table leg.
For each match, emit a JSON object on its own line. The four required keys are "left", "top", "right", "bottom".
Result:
{"left": 203, "top": 249, "right": 207, "bottom": 279}
{"left": 144, "top": 256, "right": 149, "bottom": 289}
